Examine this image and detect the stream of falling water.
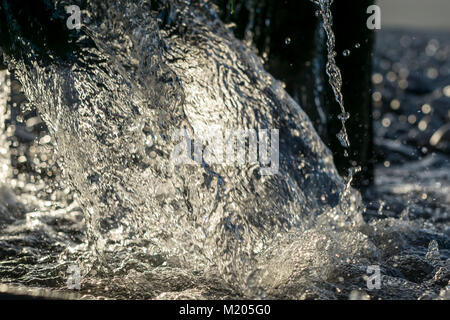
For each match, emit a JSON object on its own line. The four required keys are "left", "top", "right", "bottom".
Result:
{"left": 312, "top": 0, "right": 351, "bottom": 149}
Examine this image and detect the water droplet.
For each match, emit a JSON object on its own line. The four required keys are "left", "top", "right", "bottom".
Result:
{"left": 338, "top": 112, "right": 350, "bottom": 122}
{"left": 343, "top": 49, "right": 351, "bottom": 57}
{"left": 336, "top": 129, "right": 350, "bottom": 148}
{"left": 354, "top": 43, "right": 361, "bottom": 49}
{"left": 378, "top": 201, "right": 385, "bottom": 215}
{"left": 285, "top": 37, "right": 291, "bottom": 45}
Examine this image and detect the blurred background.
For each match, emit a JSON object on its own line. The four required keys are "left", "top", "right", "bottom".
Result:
{"left": 379, "top": 0, "right": 450, "bottom": 30}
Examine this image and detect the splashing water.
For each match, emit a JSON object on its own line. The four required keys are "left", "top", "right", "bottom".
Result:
{"left": 312, "top": 0, "right": 351, "bottom": 148}
{"left": 0, "top": 0, "right": 448, "bottom": 300}
{"left": 2, "top": 0, "right": 362, "bottom": 297}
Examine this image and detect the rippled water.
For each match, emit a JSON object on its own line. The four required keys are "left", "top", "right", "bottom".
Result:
{"left": 0, "top": 0, "right": 449, "bottom": 299}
